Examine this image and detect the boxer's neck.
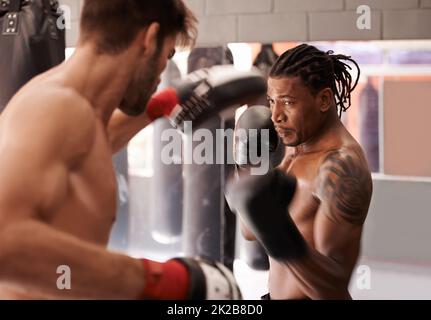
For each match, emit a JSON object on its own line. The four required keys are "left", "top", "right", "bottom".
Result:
{"left": 294, "top": 107, "right": 341, "bottom": 157}
{"left": 60, "top": 44, "right": 138, "bottom": 125}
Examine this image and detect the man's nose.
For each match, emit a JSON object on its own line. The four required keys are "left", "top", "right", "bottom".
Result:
{"left": 271, "top": 103, "right": 285, "bottom": 123}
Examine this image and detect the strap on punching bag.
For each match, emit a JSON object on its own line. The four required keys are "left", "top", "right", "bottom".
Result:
{"left": 30, "top": 0, "right": 65, "bottom": 73}
{"left": 0, "top": 0, "right": 65, "bottom": 111}
{"left": 2, "top": 0, "right": 21, "bottom": 35}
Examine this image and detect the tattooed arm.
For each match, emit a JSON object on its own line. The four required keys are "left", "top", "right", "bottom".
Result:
{"left": 286, "top": 150, "right": 373, "bottom": 299}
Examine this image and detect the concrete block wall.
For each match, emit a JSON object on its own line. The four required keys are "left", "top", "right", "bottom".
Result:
{"left": 60, "top": 0, "right": 431, "bottom": 47}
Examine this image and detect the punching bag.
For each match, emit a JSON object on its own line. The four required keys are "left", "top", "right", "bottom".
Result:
{"left": 0, "top": 0, "right": 65, "bottom": 111}
{"left": 182, "top": 115, "right": 225, "bottom": 263}
{"left": 222, "top": 116, "right": 237, "bottom": 271}
{"left": 238, "top": 44, "right": 279, "bottom": 271}
{"left": 359, "top": 79, "right": 379, "bottom": 172}
{"left": 253, "top": 44, "right": 278, "bottom": 107}
{"left": 187, "top": 46, "right": 234, "bottom": 73}
{"left": 183, "top": 47, "right": 236, "bottom": 269}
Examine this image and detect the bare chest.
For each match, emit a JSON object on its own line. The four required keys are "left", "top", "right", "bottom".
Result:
{"left": 279, "top": 154, "right": 323, "bottom": 240}
{"left": 45, "top": 128, "right": 118, "bottom": 244}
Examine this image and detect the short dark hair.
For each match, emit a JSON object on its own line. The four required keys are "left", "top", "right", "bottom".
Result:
{"left": 80, "top": 0, "right": 197, "bottom": 54}
{"left": 270, "top": 44, "right": 361, "bottom": 117}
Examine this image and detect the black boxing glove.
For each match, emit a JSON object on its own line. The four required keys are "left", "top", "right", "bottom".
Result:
{"left": 226, "top": 170, "right": 307, "bottom": 262}
{"left": 146, "top": 65, "right": 266, "bottom": 131}
{"left": 234, "top": 105, "right": 284, "bottom": 175}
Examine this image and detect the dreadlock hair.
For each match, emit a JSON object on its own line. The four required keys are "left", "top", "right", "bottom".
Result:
{"left": 269, "top": 44, "right": 361, "bottom": 118}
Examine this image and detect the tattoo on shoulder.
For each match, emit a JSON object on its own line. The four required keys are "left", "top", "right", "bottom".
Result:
{"left": 318, "top": 151, "right": 372, "bottom": 225}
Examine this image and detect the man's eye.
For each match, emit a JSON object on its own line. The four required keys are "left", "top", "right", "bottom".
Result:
{"left": 168, "top": 49, "right": 176, "bottom": 60}
{"left": 283, "top": 100, "right": 294, "bottom": 106}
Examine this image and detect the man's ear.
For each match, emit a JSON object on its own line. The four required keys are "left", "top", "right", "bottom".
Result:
{"left": 318, "top": 87, "right": 334, "bottom": 113}
{"left": 137, "top": 22, "right": 160, "bottom": 56}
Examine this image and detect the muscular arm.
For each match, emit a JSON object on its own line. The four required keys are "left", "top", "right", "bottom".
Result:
{"left": 108, "top": 109, "right": 152, "bottom": 154}
{"left": 285, "top": 151, "right": 372, "bottom": 299}
{"left": 0, "top": 220, "right": 144, "bottom": 299}
{"left": 0, "top": 92, "right": 144, "bottom": 299}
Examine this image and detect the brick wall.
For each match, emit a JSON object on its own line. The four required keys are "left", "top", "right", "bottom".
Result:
{"left": 60, "top": 0, "right": 431, "bottom": 47}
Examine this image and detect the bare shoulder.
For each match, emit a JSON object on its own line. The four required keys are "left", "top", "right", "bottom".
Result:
{"left": 10, "top": 85, "right": 95, "bottom": 130}
{"left": 315, "top": 145, "right": 373, "bottom": 225}
{"left": 3, "top": 85, "right": 96, "bottom": 163}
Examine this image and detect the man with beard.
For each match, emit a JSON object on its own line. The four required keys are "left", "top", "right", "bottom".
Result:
{"left": 227, "top": 44, "right": 373, "bottom": 300}
{"left": 0, "top": 0, "right": 249, "bottom": 299}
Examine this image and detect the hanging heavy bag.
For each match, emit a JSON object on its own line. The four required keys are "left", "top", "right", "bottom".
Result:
{"left": 238, "top": 45, "right": 280, "bottom": 271}
{"left": 359, "top": 79, "right": 379, "bottom": 172}
{"left": 182, "top": 47, "right": 238, "bottom": 268}
{"left": 0, "top": 0, "right": 65, "bottom": 111}
{"left": 253, "top": 44, "right": 279, "bottom": 107}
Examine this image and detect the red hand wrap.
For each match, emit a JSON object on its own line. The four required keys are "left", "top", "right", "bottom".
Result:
{"left": 146, "top": 88, "right": 179, "bottom": 121}
{"left": 139, "top": 259, "right": 190, "bottom": 300}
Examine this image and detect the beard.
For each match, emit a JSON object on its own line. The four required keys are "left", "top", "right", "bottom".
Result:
{"left": 278, "top": 130, "right": 301, "bottom": 147}
{"left": 282, "top": 137, "right": 301, "bottom": 147}
{"left": 119, "top": 56, "right": 159, "bottom": 117}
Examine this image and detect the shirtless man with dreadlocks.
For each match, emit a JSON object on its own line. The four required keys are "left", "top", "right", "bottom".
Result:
{"left": 227, "top": 44, "right": 373, "bottom": 300}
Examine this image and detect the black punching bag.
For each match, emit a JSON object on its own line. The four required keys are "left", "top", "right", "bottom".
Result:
{"left": 222, "top": 115, "right": 237, "bottom": 270}
{"left": 253, "top": 44, "right": 278, "bottom": 107}
{"left": 183, "top": 47, "right": 236, "bottom": 269}
{"left": 182, "top": 115, "right": 224, "bottom": 262}
{"left": 0, "top": 0, "right": 65, "bottom": 111}
{"left": 239, "top": 44, "right": 279, "bottom": 271}
{"left": 187, "top": 46, "right": 234, "bottom": 73}
{"left": 359, "top": 79, "right": 379, "bottom": 172}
